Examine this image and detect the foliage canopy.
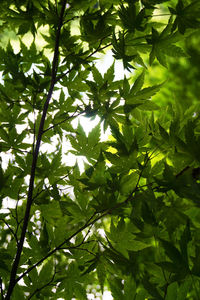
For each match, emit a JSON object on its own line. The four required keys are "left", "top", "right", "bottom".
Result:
{"left": 0, "top": 0, "right": 200, "bottom": 299}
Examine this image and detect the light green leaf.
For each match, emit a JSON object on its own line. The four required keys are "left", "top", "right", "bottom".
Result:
{"left": 126, "top": 83, "right": 163, "bottom": 103}
{"left": 88, "top": 123, "right": 101, "bottom": 146}
{"left": 130, "top": 70, "right": 145, "bottom": 95}
{"left": 92, "top": 66, "right": 103, "bottom": 84}
{"left": 127, "top": 240, "right": 151, "bottom": 252}
{"left": 139, "top": 100, "right": 160, "bottom": 111}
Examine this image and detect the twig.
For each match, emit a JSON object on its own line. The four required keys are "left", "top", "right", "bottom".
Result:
{"left": 14, "top": 150, "right": 157, "bottom": 284}
{"left": 8, "top": 207, "right": 23, "bottom": 230}
{"left": 32, "top": 172, "right": 71, "bottom": 202}
{"left": 4, "top": 1, "right": 68, "bottom": 299}
{"left": 32, "top": 97, "right": 36, "bottom": 154}
{"left": 68, "top": 246, "right": 96, "bottom": 256}
{"left": 42, "top": 109, "right": 84, "bottom": 133}
{"left": 15, "top": 181, "right": 141, "bottom": 282}
{"left": 15, "top": 211, "right": 98, "bottom": 283}
{"left": 0, "top": 145, "right": 32, "bottom": 154}
{"left": 63, "top": 15, "right": 80, "bottom": 25}
{"left": 0, "top": 219, "right": 19, "bottom": 246}
{"left": 56, "top": 39, "right": 112, "bottom": 82}
{"left": 82, "top": 224, "right": 93, "bottom": 243}
{"left": 27, "top": 271, "right": 56, "bottom": 300}
{"left": 56, "top": 28, "right": 132, "bottom": 83}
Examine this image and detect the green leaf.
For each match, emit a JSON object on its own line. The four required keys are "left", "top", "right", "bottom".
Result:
{"left": 139, "top": 100, "right": 160, "bottom": 111}
{"left": 104, "top": 62, "right": 115, "bottom": 82}
{"left": 126, "top": 83, "right": 163, "bottom": 103}
{"left": 191, "top": 245, "right": 200, "bottom": 276}
{"left": 159, "top": 238, "right": 189, "bottom": 273}
{"left": 179, "top": 220, "right": 191, "bottom": 264}
{"left": 88, "top": 123, "right": 101, "bottom": 146}
{"left": 92, "top": 66, "right": 103, "bottom": 84}
{"left": 130, "top": 70, "right": 145, "bottom": 95}
{"left": 177, "top": 280, "right": 192, "bottom": 300}
{"left": 142, "top": 277, "right": 163, "bottom": 300}
{"left": 97, "top": 260, "right": 106, "bottom": 293}
{"left": 74, "top": 282, "right": 87, "bottom": 300}
{"left": 38, "top": 259, "right": 53, "bottom": 283}
{"left": 51, "top": 184, "right": 61, "bottom": 201}
{"left": 158, "top": 123, "right": 169, "bottom": 142}
{"left": 124, "top": 276, "right": 137, "bottom": 300}
{"left": 156, "top": 261, "right": 180, "bottom": 273}
{"left": 109, "top": 277, "right": 124, "bottom": 300}
{"left": 166, "top": 282, "right": 178, "bottom": 300}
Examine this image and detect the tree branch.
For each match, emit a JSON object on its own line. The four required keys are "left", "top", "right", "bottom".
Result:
{"left": 14, "top": 146, "right": 154, "bottom": 289}
{"left": 0, "top": 219, "right": 19, "bottom": 246}
{"left": 42, "top": 109, "right": 85, "bottom": 133}
{"left": 12, "top": 149, "right": 158, "bottom": 287}
{"left": 5, "top": 1, "right": 67, "bottom": 299}
{"left": 15, "top": 211, "right": 98, "bottom": 283}
{"left": 28, "top": 271, "right": 56, "bottom": 300}
{"left": 15, "top": 172, "right": 142, "bottom": 283}
{"left": 56, "top": 38, "right": 112, "bottom": 82}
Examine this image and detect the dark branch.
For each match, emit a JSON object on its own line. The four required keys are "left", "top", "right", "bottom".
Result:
{"left": 14, "top": 150, "right": 155, "bottom": 286}
{"left": 4, "top": 1, "right": 67, "bottom": 299}
{"left": 15, "top": 174, "right": 142, "bottom": 282}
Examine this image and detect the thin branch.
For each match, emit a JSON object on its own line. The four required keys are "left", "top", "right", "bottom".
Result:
{"left": 32, "top": 98, "right": 36, "bottom": 154}
{"left": 8, "top": 208, "right": 23, "bottom": 230}
{"left": 56, "top": 28, "right": 131, "bottom": 83}
{"left": 82, "top": 224, "right": 93, "bottom": 243}
{"left": 28, "top": 271, "right": 56, "bottom": 300}
{"left": 0, "top": 145, "right": 32, "bottom": 154}
{"left": 63, "top": 15, "right": 80, "bottom": 25}
{"left": 12, "top": 147, "right": 196, "bottom": 287}
{"left": 4, "top": 1, "right": 68, "bottom": 299}
{"left": 32, "top": 172, "right": 71, "bottom": 202}
{"left": 68, "top": 246, "right": 96, "bottom": 256}
{"left": 32, "top": 188, "right": 47, "bottom": 202}
{"left": 56, "top": 39, "right": 112, "bottom": 82}
{"left": 0, "top": 219, "right": 19, "bottom": 246}
{"left": 15, "top": 211, "right": 98, "bottom": 283}
{"left": 42, "top": 109, "right": 84, "bottom": 133}
{"left": 14, "top": 149, "right": 158, "bottom": 284}
{"left": 14, "top": 196, "right": 21, "bottom": 238}
{"left": 16, "top": 182, "right": 141, "bottom": 282}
